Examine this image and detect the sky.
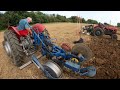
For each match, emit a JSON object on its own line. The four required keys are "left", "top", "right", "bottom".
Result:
{"left": 41, "top": 11, "right": 120, "bottom": 26}
{"left": 1, "top": 11, "right": 120, "bottom": 26}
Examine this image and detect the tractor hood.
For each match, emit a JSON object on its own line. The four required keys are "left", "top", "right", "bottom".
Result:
{"left": 32, "top": 23, "right": 46, "bottom": 33}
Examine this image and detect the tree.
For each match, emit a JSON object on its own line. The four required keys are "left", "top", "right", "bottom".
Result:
{"left": 86, "top": 19, "right": 98, "bottom": 24}
{"left": 117, "top": 23, "right": 120, "bottom": 27}
{"left": 0, "top": 11, "right": 100, "bottom": 30}
{"left": 0, "top": 14, "right": 9, "bottom": 30}
{"left": 82, "top": 18, "right": 86, "bottom": 23}
{"left": 69, "top": 16, "right": 77, "bottom": 23}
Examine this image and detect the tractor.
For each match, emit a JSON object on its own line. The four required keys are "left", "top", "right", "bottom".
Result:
{"left": 2, "top": 23, "right": 96, "bottom": 79}
{"left": 82, "top": 23, "right": 118, "bottom": 40}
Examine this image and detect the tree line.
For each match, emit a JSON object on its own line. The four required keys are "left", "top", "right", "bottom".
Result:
{"left": 0, "top": 11, "right": 100, "bottom": 30}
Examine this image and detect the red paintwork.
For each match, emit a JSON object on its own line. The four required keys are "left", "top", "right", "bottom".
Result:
{"left": 94, "top": 24, "right": 118, "bottom": 32}
{"left": 105, "top": 26, "right": 118, "bottom": 31}
{"left": 8, "top": 26, "right": 20, "bottom": 36}
{"left": 61, "top": 43, "right": 71, "bottom": 52}
{"left": 8, "top": 26, "right": 29, "bottom": 39}
{"left": 32, "top": 23, "right": 46, "bottom": 33}
{"left": 18, "top": 30, "right": 29, "bottom": 37}
{"left": 8, "top": 23, "right": 46, "bottom": 39}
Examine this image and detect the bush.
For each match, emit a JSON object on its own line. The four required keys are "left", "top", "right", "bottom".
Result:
{"left": 86, "top": 19, "right": 98, "bottom": 24}
{"left": 0, "top": 11, "right": 99, "bottom": 30}
{"left": 117, "top": 23, "right": 120, "bottom": 27}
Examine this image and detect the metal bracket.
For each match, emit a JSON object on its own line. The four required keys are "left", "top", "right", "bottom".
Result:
{"left": 19, "top": 61, "right": 32, "bottom": 70}
{"left": 19, "top": 55, "right": 42, "bottom": 70}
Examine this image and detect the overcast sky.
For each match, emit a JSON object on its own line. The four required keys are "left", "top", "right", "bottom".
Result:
{"left": 41, "top": 11, "right": 120, "bottom": 26}
{"left": 1, "top": 11, "right": 120, "bottom": 26}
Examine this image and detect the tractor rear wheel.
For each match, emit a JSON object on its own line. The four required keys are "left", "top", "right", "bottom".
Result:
{"left": 71, "top": 43, "right": 93, "bottom": 61}
{"left": 3, "top": 30, "right": 24, "bottom": 67}
{"left": 93, "top": 27, "right": 104, "bottom": 36}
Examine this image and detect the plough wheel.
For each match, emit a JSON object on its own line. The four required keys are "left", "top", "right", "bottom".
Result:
{"left": 43, "top": 61, "right": 62, "bottom": 78}
{"left": 71, "top": 43, "right": 93, "bottom": 61}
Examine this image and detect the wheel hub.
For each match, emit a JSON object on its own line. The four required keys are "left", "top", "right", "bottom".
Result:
{"left": 96, "top": 31, "right": 101, "bottom": 35}
{"left": 4, "top": 41, "right": 12, "bottom": 57}
{"left": 43, "top": 61, "right": 62, "bottom": 78}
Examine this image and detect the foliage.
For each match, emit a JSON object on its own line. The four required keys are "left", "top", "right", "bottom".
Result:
{"left": 0, "top": 11, "right": 100, "bottom": 30}
{"left": 117, "top": 23, "right": 120, "bottom": 27}
{"left": 86, "top": 19, "right": 98, "bottom": 24}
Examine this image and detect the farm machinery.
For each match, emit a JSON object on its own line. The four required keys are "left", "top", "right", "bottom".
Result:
{"left": 2, "top": 23, "right": 96, "bottom": 79}
{"left": 82, "top": 23, "right": 118, "bottom": 40}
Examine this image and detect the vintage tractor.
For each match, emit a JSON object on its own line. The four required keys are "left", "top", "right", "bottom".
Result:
{"left": 82, "top": 23, "right": 118, "bottom": 40}
{"left": 2, "top": 23, "right": 96, "bottom": 79}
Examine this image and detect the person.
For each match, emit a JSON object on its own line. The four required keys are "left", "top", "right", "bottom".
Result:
{"left": 17, "top": 17, "right": 32, "bottom": 35}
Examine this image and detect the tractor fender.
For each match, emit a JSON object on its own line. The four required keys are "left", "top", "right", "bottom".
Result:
{"left": 8, "top": 26, "right": 20, "bottom": 36}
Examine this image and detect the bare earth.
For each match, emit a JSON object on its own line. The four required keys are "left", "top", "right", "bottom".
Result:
{"left": 0, "top": 23, "right": 120, "bottom": 79}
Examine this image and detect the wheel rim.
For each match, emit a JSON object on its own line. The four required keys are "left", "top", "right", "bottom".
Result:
{"left": 4, "top": 41, "right": 12, "bottom": 57}
{"left": 44, "top": 61, "right": 62, "bottom": 78}
{"left": 95, "top": 31, "right": 101, "bottom": 36}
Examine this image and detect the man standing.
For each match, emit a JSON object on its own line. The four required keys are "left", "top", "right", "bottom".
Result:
{"left": 17, "top": 17, "right": 32, "bottom": 35}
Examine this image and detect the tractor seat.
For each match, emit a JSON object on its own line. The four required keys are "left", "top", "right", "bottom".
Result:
{"left": 8, "top": 26, "right": 29, "bottom": 37}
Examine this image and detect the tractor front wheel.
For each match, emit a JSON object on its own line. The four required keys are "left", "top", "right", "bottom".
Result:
{"left": 111, "top": 34, "right": 118, "bottom": 40}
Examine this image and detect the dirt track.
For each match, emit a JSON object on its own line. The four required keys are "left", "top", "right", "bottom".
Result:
{"left": 0, "top": 23, "right": 120, "bottom": 79}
